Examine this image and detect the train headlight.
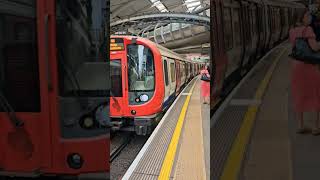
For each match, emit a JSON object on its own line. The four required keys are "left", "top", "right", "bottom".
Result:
{"left": 139, "top": 94, "right": 149, "bottom": 102}
{"left": 80, "top": 115, "right": 94, "bottom": 129}
{"left": 67, "top": 153, "right": 83, "bottom": 169}
{"left": 131, "top": 110, "right": 136, "bottom": 115}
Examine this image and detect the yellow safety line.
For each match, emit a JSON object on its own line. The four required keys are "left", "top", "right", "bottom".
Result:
{"left": 220, "top": 48, "right": 288, "bottom": 180}
{"left": 158, "top": 79, "right": 198, "bottom": 180}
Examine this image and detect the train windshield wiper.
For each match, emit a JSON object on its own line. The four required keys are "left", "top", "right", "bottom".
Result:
{"left": 0, "top": 90, "right": 24, "bottom": 127}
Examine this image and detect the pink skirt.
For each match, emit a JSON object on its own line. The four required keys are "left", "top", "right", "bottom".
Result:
{"left": 201, "top": 81, "right": 210, "bottom": 98}
{"left": 291, "top": 61, "right": 320, "bottom": 112}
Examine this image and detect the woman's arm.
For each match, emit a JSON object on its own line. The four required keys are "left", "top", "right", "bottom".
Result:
{"left": 308, "top": 38, "right": 320, "bottom": 51}
{"left": 306, "top": 26, "right": 320, "bottom": 51}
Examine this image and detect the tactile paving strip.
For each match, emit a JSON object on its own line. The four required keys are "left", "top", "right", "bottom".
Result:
{"left": 129, "top": 81, "right": 194, "bottom": 180}
{"left": 210, "top": 46, "right": 286, "bottom": 180}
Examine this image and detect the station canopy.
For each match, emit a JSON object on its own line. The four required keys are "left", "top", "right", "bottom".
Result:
{"left": 110, "top": 0, "right": 210, "bottom": 55}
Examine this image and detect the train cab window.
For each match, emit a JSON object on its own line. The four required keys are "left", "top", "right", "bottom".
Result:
{"left": 111, "top": 60, "right": 122, "bottom": 97}
{"left": 127, "top": 44, "right": 155, "bottom": 91}
{"left": 233, "top": 8, "right": 241, "bottom": 46}
{"left": 56, "top": 0, "right": 108, "bottom": 97}
{"left": 0, "top": 0, "right": 40, "bottom": 112}
{"left": 163, "top": 59, "right": 169, "bottom": 86}
{"left": 223, "top": 8, "right": 233, "bottom": 50}
{"left": 170, "top": 62, "right": 175, "bottom": 82}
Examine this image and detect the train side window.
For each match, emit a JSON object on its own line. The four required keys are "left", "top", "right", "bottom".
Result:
{"left": 233, "top": 8, "right": 241, "bottom": 46}
{"left": 163, "top": 59, "right": 169, "bottom": 86}
{"left": 0, "top": 0, "right": 40, "bottom": 112}
{"left": 223, "top": 7, "right": 233, "bottom": 50}
{"left": 170, "top": 62, "right": 175, "bottom": 82}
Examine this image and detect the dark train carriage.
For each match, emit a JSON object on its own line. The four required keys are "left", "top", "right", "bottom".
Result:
{"left": 210, "top": 0, "right": 305, "bottom": 111}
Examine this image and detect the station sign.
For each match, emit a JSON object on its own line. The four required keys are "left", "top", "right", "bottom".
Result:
{"left": 110, "top": 38, "right": 125, "bottom": 51}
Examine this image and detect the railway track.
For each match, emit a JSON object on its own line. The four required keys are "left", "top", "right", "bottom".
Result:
{"left": 110, "top": 132, "right": 135, "bottom": 163}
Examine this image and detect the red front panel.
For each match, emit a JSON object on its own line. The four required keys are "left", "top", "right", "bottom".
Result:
{"left": 1, "top": 0, "right": 109, "bottom": 176}
{"left": 110, "top": 36, "right": 165, "bottom": 118}
{"left": 0, "top": 0, "right": 52, "bottom": 173}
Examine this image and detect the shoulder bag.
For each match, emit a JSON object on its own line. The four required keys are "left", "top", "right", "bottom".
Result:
{"left": 289, "top": 27, "right": 320, "bottom": 64}
{"left": 201, "top": 72, "right": 210, "bottom": 82}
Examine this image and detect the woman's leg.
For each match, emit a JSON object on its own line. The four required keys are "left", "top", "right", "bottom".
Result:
{"left": 296, "top": 112, "right": 307, "bottom": 134}
{"left": 297, "top": 112, "right": 304, "bottom": 129}
{"left": 315, "top": 112, "right": 320, "bottom": 129}
{"left": 312, "top": 112, "right": 320, "bottom": 135}
{"left": 201, "top": 95, "right": 206, "bottom": 104}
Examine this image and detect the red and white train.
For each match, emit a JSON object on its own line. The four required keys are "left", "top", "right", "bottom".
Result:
{"left": 0, "top": 0, "right": 109, "bottom": 179}
{"left": 110, "top": 36, "right": 205, "bottom": 135}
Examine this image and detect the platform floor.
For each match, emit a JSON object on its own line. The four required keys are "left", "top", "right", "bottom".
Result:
{"left": 172, "top": 79, "right": 209, "bottom": 180}
{"left": 211, "top": 42, "right": 320, "bottom": 180}
{"left": 123, "top": 77, "right": 208, "bottom": 180}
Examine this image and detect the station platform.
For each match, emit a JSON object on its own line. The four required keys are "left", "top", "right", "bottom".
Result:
{"left": 122, "top": 77, "right": 209, "bottom": 180}
{"left": 211, "top": 42, "right": 320, "bottom": 180}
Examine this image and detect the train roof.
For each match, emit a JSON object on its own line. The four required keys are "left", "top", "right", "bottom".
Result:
{"left": 111, "top": 35, "right": 195, "bottom": 64}
{"left": 262, "top": 0, "right": 305, "bottom": 8}
{"left": 227, "top": 0, "right": 305, "bottom": 8}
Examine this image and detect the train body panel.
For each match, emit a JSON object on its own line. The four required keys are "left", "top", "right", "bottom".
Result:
{"left": 110, "top": 36, "right": 204, "bottom": 135}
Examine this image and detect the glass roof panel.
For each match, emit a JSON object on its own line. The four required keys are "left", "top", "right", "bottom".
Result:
{"left": 149, "top": 0, "right": 168, "bottom": 12}
{"left": 184, "top": 0, "right": 202, "bottom": 12}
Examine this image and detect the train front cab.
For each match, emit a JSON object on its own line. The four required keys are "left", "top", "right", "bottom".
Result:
{"left": 0, "top": 0, "right": 109, "bottom": 179}
{"left": 110, "top": 36, "right": 165, "bottom": 135}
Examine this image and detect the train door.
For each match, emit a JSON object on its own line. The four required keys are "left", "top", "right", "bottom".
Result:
{"left": 168, "top": 60, "right": 176, "bottom": 97}
{"left": 110, "top": 54, "right": 126, "bottom": 117}
{"left": 279, "top": 8, "right": 285, "bottom": 40}
{"left": 265, "top": 5, "right": 272, "bottom": 50}
{"left": 275, "top": 7, "right": 281, "bottom": 43}
{"left": 185, "top": 63, "right": 189, "bottom": 81}
{"left": 250, "top": 3, "right": 259, "bottom": 64}
{"left": 270, "top": 7, "right": 274, "bottom": 45}
{"left": 181, "top": 62, "right": 186, "bottom": 86}
{"left": 240, "top": 1, "right": 252, "bottom": 72}
{"left": 284, "top": 8, "right": 290, "bottom": 37}
{"left": 224, "top": 1, "right": 242, "bottom": 77}
{"left": 257, "top": 4, "right": 266, "bottom": 55}
{"left": 162, "top": 58, "right": 170, "bottom": 106}
{"left": 175, "top": 61, "right": 181, "bottom": 94}
{"left": 189, "top": 63, "right": 193, "bottom": 79}
{"left": 0, "top": 0, "right": 49, "bottom": 172}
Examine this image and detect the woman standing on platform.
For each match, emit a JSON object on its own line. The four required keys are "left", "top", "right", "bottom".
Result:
{"left": 200, "top": 64, "right": 210, "bottom": 104}
{"left": 289, "top": 10, "right": 320, "bottom": 135}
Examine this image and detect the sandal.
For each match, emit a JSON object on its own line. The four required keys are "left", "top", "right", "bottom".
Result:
{"left": 296, "top": 128, "right": 309, "bottom": 134}
{"left": 312, "top": 129, "right": 320, "bottom": 136}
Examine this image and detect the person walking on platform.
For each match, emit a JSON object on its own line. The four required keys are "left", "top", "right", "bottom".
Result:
{"left": 200, "top": 64, "right": 210, "bottom": 104}
{"left": 289, "top": 10, "right": 320, "bottom": 135}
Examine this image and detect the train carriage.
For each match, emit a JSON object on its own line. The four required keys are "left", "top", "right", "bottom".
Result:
{"left": 0, "top": 0, "right": 110, "bottom": 179}
{"left": 211, "top": 0, "right": 305, "bottom": 112}
{"left": 110, "top": 35, "right": 202, "bottom": 135}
